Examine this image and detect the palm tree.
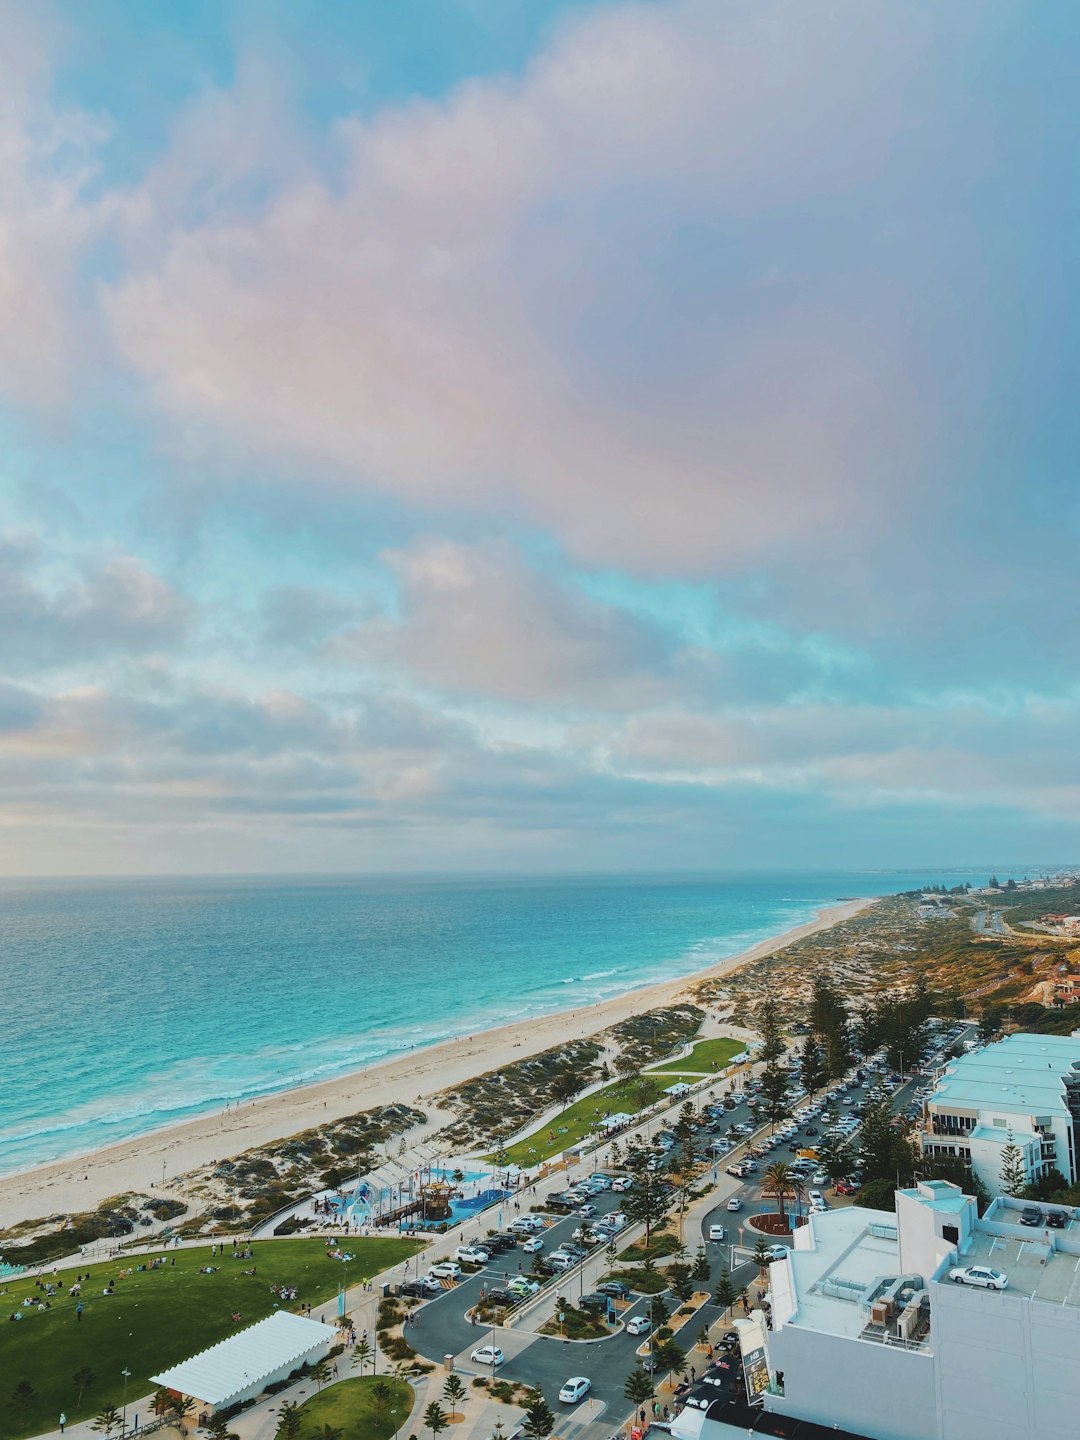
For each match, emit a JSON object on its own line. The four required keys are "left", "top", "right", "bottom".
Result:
{"left": 763, "top": 1160, "right": 797, "bottom": 1230}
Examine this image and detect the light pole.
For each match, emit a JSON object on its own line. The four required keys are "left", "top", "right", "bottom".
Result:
{"left": 121, "top": 1367, "right": 131, "bottom": 1438}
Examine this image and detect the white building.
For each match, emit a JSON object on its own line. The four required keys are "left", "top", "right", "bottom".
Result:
{"left": 674, "top": 1179, "right": 1080, "bottom": 1440}
{"left": 919, "top": 1032, "right": 1080, "bottom": 1193}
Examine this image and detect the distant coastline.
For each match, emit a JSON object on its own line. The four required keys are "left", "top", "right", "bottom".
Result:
{"left": 0, "top": 895, "right": 873, "bottom": 1229}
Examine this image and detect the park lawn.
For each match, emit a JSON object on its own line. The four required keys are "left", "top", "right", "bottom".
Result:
{"left": 297, "top": 1375, "right": 413, "bottom": 1439}
{"left": 650, "top": 1038, "right": 744, "bottom": 1074}
{"left": 497, "top": 1076, "right": 663, "bottom": 1168}
{"left": 0, "top": 1236, "right": 423, "bottom": 1440}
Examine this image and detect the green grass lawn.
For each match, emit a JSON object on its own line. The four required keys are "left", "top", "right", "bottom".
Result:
{"left": 0, "top": 1236, "right": 423, "bottom": 1440}
{"left": 296, "top": 1375, "right": 413, "bottom": 1438}
{"left": 650, "top": 1038, "right": 744, "bottom": 1074}
{"left": 497, "top": 1076, "right": 665, "bottom": 1167}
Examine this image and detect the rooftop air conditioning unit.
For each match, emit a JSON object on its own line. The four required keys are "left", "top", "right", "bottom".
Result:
{"left": 870, "top": 1300, "right": 891, "bottom": 1326}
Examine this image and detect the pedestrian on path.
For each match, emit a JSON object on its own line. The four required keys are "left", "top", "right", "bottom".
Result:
{"left": 60, "top": 1415, "right": 66, "bottom": 1433}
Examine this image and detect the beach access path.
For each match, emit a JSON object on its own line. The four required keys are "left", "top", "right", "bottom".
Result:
{"left": 0, "top": 900, "right": 872, "bottom": 1232}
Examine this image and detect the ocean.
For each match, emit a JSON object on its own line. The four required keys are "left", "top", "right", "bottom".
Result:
{"left": 1, "top": 868, "right": 993, "bottom": 1175}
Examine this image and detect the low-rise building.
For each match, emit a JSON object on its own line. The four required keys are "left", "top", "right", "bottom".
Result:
{"left": 917, "top": 1031, "right": 1080, "bottom": 1192}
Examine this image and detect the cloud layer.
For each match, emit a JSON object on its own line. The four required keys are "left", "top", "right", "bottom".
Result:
{"left": 0, "top": 0, "right": 1077, "bottom": 871}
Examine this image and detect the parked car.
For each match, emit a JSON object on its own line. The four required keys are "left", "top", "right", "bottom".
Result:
{"left": 522, "top": 1235, "right": 544, "bottom": 1253}
{"left": 507, "top": 1276, "right": 541, "bottom": 1297}
{"left": 400, "top": 1278, "right": 440, "bottom": 1297}
{"left": 456, "top": 1245, "right": 491, "bottom": 1264}
{"left": 559, "top": 1377, "right": 592, "bottom": 1404}
{"left": 1019, "top": 1207, "right": 1043, "bottom": 1227}
{"left": 427, "top": 1261, "right": 462, "bottom": 1280}
{"left": 510, "top": 1216, "right": 544, "bottom": 1234}
{"left": 470, "top": 1345, "right": 505, "bottom": 1367}
{"left": 835, "top": 1180, "right": 859, "bottom": 1196}
{"left": 765, "top": 1244, "right": 790, "bottom": 1261}
{"left": 596, "top": 1280, "right": 631, "bottom": 1299}
{"left": 483, "top": 1289, "right": 518, "bottom": 1307}
{"left": 485, "top": 1233, "right": 518, "bottom": 1253}
{"left": 625, "top": 1314, "right": 651, "bottom": 1335}
{"left": 579, "top": 1292, "right": 610, "bottom": 1312}
{"left": 1046, "top": 1210, "right": 1069, "bottom": 1229}
{"left": 548, "top": 1252, "right": 576, "bottom": 1271}
{"left": 611, "top": 1175, "right": 633, "bottom": 1191}
{"left": 812, "top": 1171, "right": 829, "bottom": 1186}
{"left": 950, "top": 1266, "right": 1007, "bottom": 1290}
{"left": 808, "top": 1190, "right": 826, "bottom": 1210}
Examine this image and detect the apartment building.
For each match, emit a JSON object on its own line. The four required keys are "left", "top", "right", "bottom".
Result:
{"left": 673, "top": 1179, "right": 1080, "bottom": 1440}
{"left": 918, "top": 1032, "right": 1080, "bottom": 1193}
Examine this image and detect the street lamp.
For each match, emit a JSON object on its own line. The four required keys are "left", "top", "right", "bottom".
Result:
{"left": 121, "top": 1367, "right": 131, "bottom": 1438}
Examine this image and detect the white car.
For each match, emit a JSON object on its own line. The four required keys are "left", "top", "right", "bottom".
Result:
{"left": 559, "top": 1377, "right": 591, "bottom": 1404}
{"left": 427, "top": 1261, "right": 462, "bottom": 1280}
{"left": 522, "top": 1236, "right": 544, "bottom": 1253}
{"left": 456, "top": 1245, "right": 491, "bottom": 1264}
{"left": 578, "top": 1203, "right": 597, "bottom": 1217}
{"left": 625, "top": 1314, "right": 651, "bottom": 1335}
{"left": 611, "top": 1175, "right": 633, "bottom": 1191}
{"left": 765, "top": 1244, "right": 790, "bottom": 1261}
{"left": 808, "top": 1190, "right": 826, "bottom": 1210}
{"left": 510, "top": 1216, "right": 544, "bottom": 1235}
{"left": 589, "top": 1173, "right": 613, "bottom": 1190}
{"left": 950, "top": 1266, "right": 1007, "bottom": 1290}
{"left": 470, "top": 1345, "right": 505, "bottom": 1367}
{"left": 812, "top": 1171, "right": 829, "bottom": 1186}
{"left": 708, "top": 1223, "right": 726, "bottom": 1241}
{"left": 727, "top": 1197, "right": 743, "bottom": 1212}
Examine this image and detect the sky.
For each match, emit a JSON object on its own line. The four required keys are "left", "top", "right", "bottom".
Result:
{"left": 0, "top": 0, "right": 1078, "bottom": 876}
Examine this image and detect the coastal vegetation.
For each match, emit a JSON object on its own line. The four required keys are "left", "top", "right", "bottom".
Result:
{"left": 650, "top": 1037, "right": 744, "bottom": 1073}
{"left": 0, "top": 1237, "right": 422, "bottom": 1440}
{"left": 604, "top": 1005, "right": 704, "bottom": 1066}
{"left": 437, "top": 1036, "right": 605, "bottom": 1152}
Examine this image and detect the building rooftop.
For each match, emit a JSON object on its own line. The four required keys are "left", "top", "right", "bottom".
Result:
{"left": 773, "top": 1206, "right": 921, "bottom": 1343}
{"left": 897, "top": 1179, "right": 971, "bottom": 1214}
{"left": 958, "top": 1226, "right": 1080, "bottom": 1308}
{"left": 929, "top": 1033, "right": 1080, "bottom": 1117}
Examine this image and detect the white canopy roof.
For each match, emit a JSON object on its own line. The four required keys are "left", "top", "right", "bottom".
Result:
{"left": 152, "top": 1311, "right": 338, "bottom": 1406}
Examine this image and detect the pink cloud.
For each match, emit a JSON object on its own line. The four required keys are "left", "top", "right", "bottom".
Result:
{"left": 103, "top": 0, "right": 934, "bottom": 571}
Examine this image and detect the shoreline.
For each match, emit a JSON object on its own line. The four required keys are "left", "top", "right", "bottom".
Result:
{"left": 0, "top": 896, "right": 873, "bottom": 1230}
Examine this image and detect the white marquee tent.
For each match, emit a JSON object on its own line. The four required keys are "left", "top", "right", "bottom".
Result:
{"left": 152, "top": 1310, "right": 338, "bottom": 1411}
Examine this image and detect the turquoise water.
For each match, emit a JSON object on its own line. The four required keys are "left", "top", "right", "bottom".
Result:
{"left": 0, "top": 869, "right": 992, "bottom": 1175}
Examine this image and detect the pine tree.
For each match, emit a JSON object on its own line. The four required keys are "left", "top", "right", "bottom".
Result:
{"left": 756, "top": 997, "right": 786, "bottom": 1064}
{"left": 275, "top": 1401, "right": 303, "bottom": 1440}
{"left": 423, "top": 1401, "right": 449, "bottom": 1437}
{"left": 799, "top": 1036, "right": 825, "bottom": 1096}
{"left": 521, "top": 1396, "right": 556, "bottom": 1438}
{"left": 442, "top": 1374, "right": 466, "bottom": 1421}
{"left": 713, "top": 1266, "right": 736, "bottom": 1313}
{"left": 624, "top": 1365, "right": 655, "bottom": 1407}
{"left": 692, "top": 1245, "right": 710, "bottom": 1283}
{"left": 998, "top": 1130, "right": 1028, "bottom": 1198}
{"left": 11, "top": 1382, "right": 36, "bottom": 1419}
{"left": 90, "top": 1407, "right": 122, "bottom": 1437}
{"left": 73, "top": 1368, "right": 96, "bottom": 1405}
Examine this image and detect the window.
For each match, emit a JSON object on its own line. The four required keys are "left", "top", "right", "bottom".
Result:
{"left": 942, "top": 1225, "right": 959, "bottom": 1245}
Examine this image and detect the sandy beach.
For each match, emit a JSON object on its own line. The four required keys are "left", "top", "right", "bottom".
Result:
{"left": 0, "top": 897, "right": 872, "bottom": 1230}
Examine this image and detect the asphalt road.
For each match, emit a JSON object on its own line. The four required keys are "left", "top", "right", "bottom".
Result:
{"left": 405, "top": 1027, "right": 975, "bottom": 1431}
